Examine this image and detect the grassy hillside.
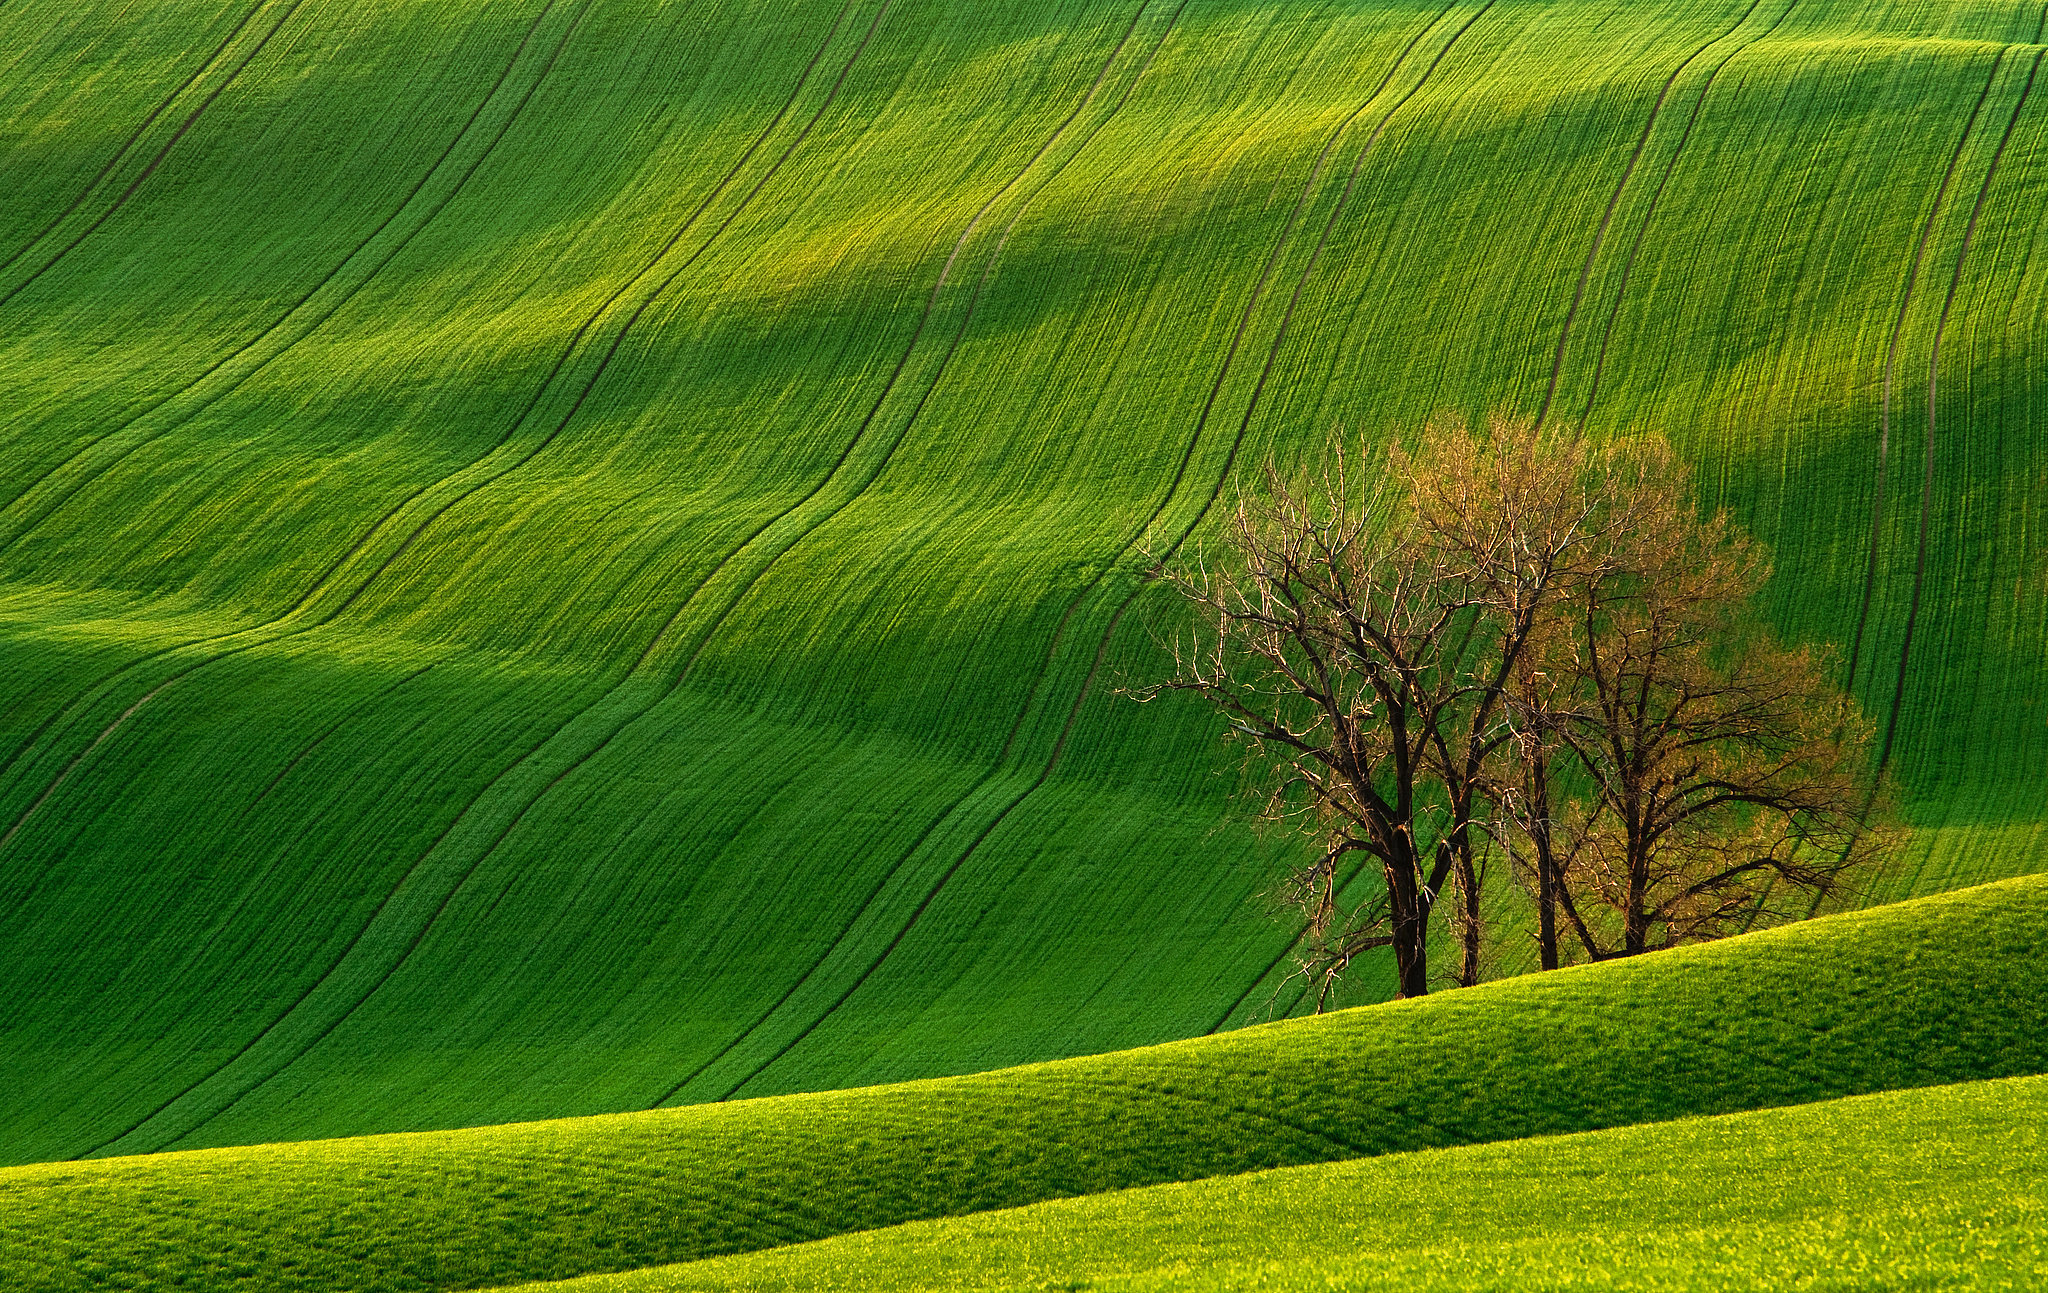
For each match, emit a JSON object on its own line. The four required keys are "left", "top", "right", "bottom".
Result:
{"left": 517, "top": 1073, "right": 2048, "bottom": 1292}
{"left": 4, "top": 0, "right": 2048, "bottom": 1163}
{"left": 0, "top": 876, "right": 2042, "bottom": 1293}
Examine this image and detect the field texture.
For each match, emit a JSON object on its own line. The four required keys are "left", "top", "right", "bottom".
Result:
{"left": 519, "top": 1073, "right": 2048, "bottom": 1292}
{"left": 4, "top": 0, "right": 2048, "bottom": 1164}
{"left": 1, "top": 876, "right": 2042, "bottom": 1292}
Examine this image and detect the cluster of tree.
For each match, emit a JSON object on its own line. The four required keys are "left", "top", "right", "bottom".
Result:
{"left": 1133, "top": 414, "right": 1891, "bottom": 1004}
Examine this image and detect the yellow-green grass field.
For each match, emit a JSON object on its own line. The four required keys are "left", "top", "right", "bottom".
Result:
{"left": 521, "top": 1074, "right": 2048, "bottom": 1293}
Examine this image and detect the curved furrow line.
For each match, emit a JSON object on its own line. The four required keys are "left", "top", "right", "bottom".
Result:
{"left": 0, "top": 0, "right": 873, "bottom": 837}
{"left": 0, "top": 0, "right": 311, "bottom": 312}
{"left": 0, "top": 0, "right": 581, "bottom": 530}
{"left": 708, "top": 0, "right": 1499, "bottom": 1099}
{"left": 237, "top": 0, "right": 865, "bottom": 611}
{"left": 582, "top": 0, "right": 1175, "bottom": 689}
{"left": 234, "top": 661, "right": 443, "bottom": 825}
{"left": 0, "top": 0, "right": 270, "bottom": 276}
{"left": 460, "top": 719, "right": 816, "bottom": 1056}
{"left": 1576, "top": 0, "right": 1805, "bottom": 424}
{"left": 1879, "top": 47, "right": 2045, "bottom": 773}
{"left": 1, "top": 0, "right": 840, "bottom": 547}
{"left": 0, "top": 675, "right": 170, "bottom": 856}
{"left": 1211, "top": 942, "right": 1313, "bottom": 1032}
{"left": 60, "top": 666, "right": 611, "bottom": 1158}
{"left": 51, "top": 663, "right": 444, "bottom": 1162}
{"left": 120, "top": 0, "right": 1177, "bottom": 1135}
{"left": 709, "top": 589, "right": 1132, "bottom": 1103}
{"left": 331, "top": 229, "right": 1032, "bottom": 1003}
{"left": 1204, "top": 855, "right": 1372, "bottom": 1032}
{"left": 1533, "top": 0, "right": 1773, "bottom": 430}
{"left": 652, "top": 0, "right": 1180, "bottom": 682}
{"left": 71, "top": 0, "right": 911, "bottom": 1160}
{"left": 1843, "top": 47, "right": 2013, "bottom": 694}
{"left": 282, "top": 0, "right": 895, "bottom": 633}
{"left": 42, "top": 0, "right": 1164, "bottom": 1138}
{"left": 650, "top": 0, "right": 1478, "bottom": 1107}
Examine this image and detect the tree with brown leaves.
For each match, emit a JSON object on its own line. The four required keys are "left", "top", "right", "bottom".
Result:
{"left": 1135, "top": 415, "right": 1887, "bottom": 1004}
{"left": 1133, "top": 414, "right": 1639, "bottom": 1000}
{"left": 1504, "top": 450, "right": 1890, "bottom": 961}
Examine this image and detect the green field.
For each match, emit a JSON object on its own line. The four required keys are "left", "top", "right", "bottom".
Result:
{"left": 3, "top": 0, "right": 2047, "bottom": 1285}
{"left": 1, "top": 876, "right": 2041, "bottom": 1292}
{"left": 519, "top": 1073, "right": 2048, "bottom": 1292}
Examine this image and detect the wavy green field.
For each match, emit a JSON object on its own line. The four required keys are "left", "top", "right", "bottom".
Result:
{"left": 519, "top": 1072, "right": 2048, "bottom": 1292}
{"left": 3, "top": 0, "right": 2046, "bottom": 1279}
{"left": 2, "top": 877, "right": 2041, "bottom": 1292}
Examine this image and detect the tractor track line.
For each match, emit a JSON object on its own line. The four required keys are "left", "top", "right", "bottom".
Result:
{"left": 629, "top": 0, "right": 1171, "bottom": 678}
{"left": 270, "top": 0, "right": 1178, "bottom": 1057}
{"left": 653, "top": 0, "right": 1475, "bottom": 1106}
{"left": 381, "top": 210, "right": 1034, "bottom": 971}
{"left": 0, "top": 0, "right": 590, "bottom": 543}
{"left": 656, "top": 0, "right": 1176, "bottom": 681}
{"left": 951, "top": 0, "right": 1472, "bottom": 778}
{"left": 307, "top": 0, "right": 896, "bottom": 632}
{"left": 712, "top": 586, "right": 1132, "bottom": 1103}
{"left": 0, "top": 0, "right": 868, "bottom": 824}
{"left": 1534, "top": 0, "right": 1770, "bottom": 430}
{"left": 206, "top": 0, "right": 989, "bottom": 923}
{"left": 0, "top": 0, "right": 311, "bottom": 312}
{"left": 49, "top": 661, "right": 442, "bottom": 1158}
{"left": 0, "top": 0, "right": 876, "bottom": 860}
{"left": 0, "top": 0, "right": 582, "bottom": 530}
{"left": 236, "top": 661, "right": 441, "bottom": 820}
{"left": 713, "top": 0, "right": 1497, "bottom": 1097}
{"left": 1577, "top": 0, "right": 1803, "bottom": 424}
{"left": 34, "top": 0, "right": 879, "bottom": 1153}
{"left": 1208, "top": 807, "right": 1395, "bottom": 1030}
{"left": 1208, "top": 905, "right": 1328, "bottom": 1032}
{"left": 1845, "top": 47, "right": 2011, "bottom": 694}
{"left": 379, "top": 0, "right": 1191, "bottom": 1111}
{"left": 1879, "top": 47, "right": 2044, "bottom": 773}
{"left": 883, "top": 0, "right": 1505, "bottom": 1050}
{"left": 0, "top": 680, "right": 169, "bottom": 857}
{"left": 255, "top": 0, "right": 868, "bottom": 619}
{"left": 1, "top": 0, "right": 827, "bottom": 543}
{"left": 0, "top": 0, "right": 271, "bottom": 276}
{"left": 93, "top": 0, "right": 906, "bottom": 1156}
{"left": 61, "top": 695, "right": 577, "bottom": 1159}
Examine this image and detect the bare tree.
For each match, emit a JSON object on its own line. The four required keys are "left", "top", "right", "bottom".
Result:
{"left": 1134, "top": 416, "right": 1890, "bottom": 1004}
{"left": 1401, "top": 416, "right": 1667, "bottom": 983}
{"left": 1513, "top": 454, "right": 1891, "bottom": 958}
{"left": 1494, "top": 643, "right": 1600, "bottom": 971}
{"left": 1132, "top": 414, "right": 1631, "bottom": 1001}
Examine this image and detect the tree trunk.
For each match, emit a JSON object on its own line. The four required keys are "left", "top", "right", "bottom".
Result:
{"left": 1385, "top": 843, "right": 1431, "bottom": 998}
{"left": 1456, "top": 848, "right": 1481, "bottom": 988}
{"left": 1528, "top": 750, "right": 1559, "bottom": 970}
{"left": 1392, "top": 916, "right": 1430, "bottom": 997}
{"left": 1624, "top": 852, "right": 1650, "bottom": 955}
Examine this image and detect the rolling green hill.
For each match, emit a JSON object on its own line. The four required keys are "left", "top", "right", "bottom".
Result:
{"left": 515, "top": 1073, "right": 2048, "bottom": 1292}
{"left": 4, "top": 0, "right": 2048, "bottom": 1169}
{"left": 1, "top": 876, "right": 2041, "bottom": 1293}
